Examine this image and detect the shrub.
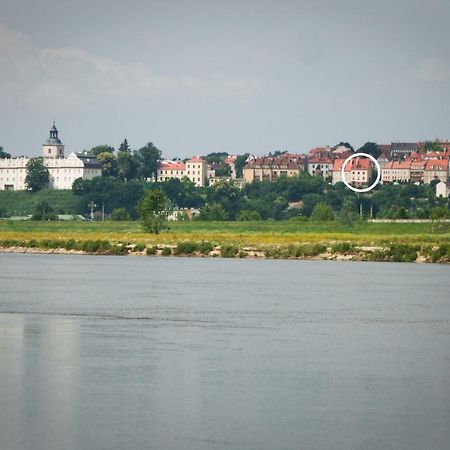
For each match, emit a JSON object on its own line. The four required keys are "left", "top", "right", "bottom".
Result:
{"left": 110, "top": 207, "right": 131, "bottom": 221}
{"left": 81, "top": 240, "right": 97, "bottom": 253}
{"left": 31, "top": 200, "right": 58, "bottom": 221}
{"left": 198, "top": 241, "right": 213, "bottom": 255}
{"left": 161, "top": 246, "right": 172, "bottom": 256}
{"left": 174, "top": 241, "right": 198, "bottom": 255}
{"left": 294, "top": 243, "right": 327, "bottom": 257}
{"left": 197, "top": 203, "right": 228, "bottom": 221}
{"left": 310, "top": 203, "right": 335, "bottom": 221}
{"left": 108, "top": 245, "right": 129, "bottom": 255}
{"left": 220, "top": 245, "right": 238, "bottom": 258}
{"left": 236, "top": 210, "right": 262, "bottom": 221}
{"left": 134, "top": 243, "right": 146, "bottom": 252}
{"left": 146, "top": 245, "right": 157, "bottom": 255}
{"left": 431, "top": 244, "right": 450, "bottom": 262}
{"left": 331, "top": 242, "right": 353, "bottom": 254}
{"left": 64, "top": 239, "right": 77, "bottom": 250}
{"left": 387, "top": 244, "right": 418, "bottom": 263}
{"left": 28, "top": 239, "right": 38, "bottom": 248}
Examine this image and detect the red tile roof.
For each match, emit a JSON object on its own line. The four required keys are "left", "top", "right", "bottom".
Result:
{"left": 189, "top": 157, "right": 206, "bottom": 163}
{"left": 160, "top": 162, "right": 185, "bottom": 171}
{"left": 332, "top": 157, "right": 371, "bottom": 172}
{"left": 424, "top": 159, "right": 449, "bottom": 171}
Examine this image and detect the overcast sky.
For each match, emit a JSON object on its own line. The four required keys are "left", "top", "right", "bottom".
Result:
{"left": 1, "top": 0, "right": 449, "bottom": 158}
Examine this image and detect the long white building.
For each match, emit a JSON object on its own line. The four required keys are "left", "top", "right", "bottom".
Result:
{"left": 157, "top": 156, "right": 208, "bottom": 187}
{"left": 0, "top": 123, "right": 102, "bottom": 190}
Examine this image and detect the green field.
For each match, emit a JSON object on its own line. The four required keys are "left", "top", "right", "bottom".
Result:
{"left": 0, "top": 219, "right": 449, "bottom": 246}
{"left": 0, "top": 189, "right": 82, "bottom": 216}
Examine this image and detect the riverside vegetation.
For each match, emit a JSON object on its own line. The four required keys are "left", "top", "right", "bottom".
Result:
{"left": 1, "top": 220, "right": 450, "bottom": 263}
{"left": 1, "top": 166, "right": 449, "bottom": 262}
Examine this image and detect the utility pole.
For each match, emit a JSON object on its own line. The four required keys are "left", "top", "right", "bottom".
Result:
{"left": 88, "top": 201, "right": 96, "bottom": 221}
{"left": 357, "top": 192, "right": 362, "bottom": 219}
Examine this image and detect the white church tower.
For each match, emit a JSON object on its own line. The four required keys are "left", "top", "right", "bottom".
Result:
{"left": 42, "top": 121, "right": 65, "bottom": 158}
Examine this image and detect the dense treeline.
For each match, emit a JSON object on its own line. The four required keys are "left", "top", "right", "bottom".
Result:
{"left": 68, "top": 173, "right": 449, "bottom": 221}
{"left": 1, "top": 167, "right": 448, "bottom": 221}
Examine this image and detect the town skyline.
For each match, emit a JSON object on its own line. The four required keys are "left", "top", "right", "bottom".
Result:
{"left": 2, "top": 120, "right": 450, "bottom": 161}
{"left": 1, "top": 0, "right": 450, "bottom": 157}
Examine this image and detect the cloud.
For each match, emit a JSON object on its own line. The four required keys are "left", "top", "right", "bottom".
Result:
{"left": 416, "top": 58, "right": 450, "bottom": 82}
{"left": 0, "top": 24, "right": 263, "bottom": 116}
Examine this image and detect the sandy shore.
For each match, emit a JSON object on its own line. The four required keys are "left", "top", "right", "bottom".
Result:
{"left": 0, "top": 245, "right": 439, "bottom": 263}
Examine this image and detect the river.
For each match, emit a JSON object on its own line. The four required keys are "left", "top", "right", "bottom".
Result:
{"left": 1, "top": 254, "right": 450, "bottom": 450}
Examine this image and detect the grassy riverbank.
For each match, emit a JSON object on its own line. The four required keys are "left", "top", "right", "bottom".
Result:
{"left": 1, "top": 220, "right": 449, "bottom": 262}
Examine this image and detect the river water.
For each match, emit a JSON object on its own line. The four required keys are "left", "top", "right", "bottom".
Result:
{"left": 1, "top": 253, "right": 450, "bottom": 450}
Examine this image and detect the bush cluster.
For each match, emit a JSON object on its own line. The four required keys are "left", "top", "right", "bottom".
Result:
{"left": 220, "top": 245, "right": 238, "bottom": 258}
{"left": 0, "top": 238, "right": 128, "bottom": 255}
{"left": 330, "top": 242, "right": 354, "bottom": 254}
{"left": 430, "top": 244, "right": 450, "bottom": 263}
{"left": 174, "top": 241, "right": 214, "bottom": 255}
{"left": 265, "top": 243, "right": 327, "bottom": 259}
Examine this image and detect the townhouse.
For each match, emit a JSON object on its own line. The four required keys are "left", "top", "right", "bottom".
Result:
{"left": 243, "top": 154, "right": 306, "bottom": 183}
{"left": 157, "top": 157, "right": 208, "bottom": 187}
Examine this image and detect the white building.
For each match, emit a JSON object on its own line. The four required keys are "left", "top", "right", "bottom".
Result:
{"left": 0, "top": 123, "right": 102, "bottom": 190}
{"left": 436, "top": 181, "right": 450, "bottom": 198}
{"left": 157, "top": 157, "right": 208, "bottom": 187}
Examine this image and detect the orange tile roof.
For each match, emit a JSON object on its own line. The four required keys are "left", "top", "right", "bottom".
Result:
{"left": 189, "top": 156, "right": 206, "bottom": 163}
{"left": 332, "top": 157, "right": 371, "bottom": 171}
{"left": 160, "top": 162, "right": 186, "bottom": 171}
{"left": 424, "top": 159, "right": 449, "bottom": 170}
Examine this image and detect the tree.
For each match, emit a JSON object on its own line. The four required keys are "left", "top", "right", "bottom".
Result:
{"left": 301, "top": 193, "right": 323, "bottom": 217}
{"left": 25, "top": 157, "right": 49, "bottom": 192}
{"left": 111, "top": 207, "right": 131, "bottom": 221}
{"left": 72, "top": 177, "right": 145, "bottom": 218}
{"left": 31, "top": 200, "right": 57, "bottom": 221}
{"left": 335, "top": 141, "right": 354, "bottom": 151}
{"left": 118, "top": 139, "right": 131, "bottom": 153}
{"left": 338, "top": 197, "right": 359, "bottom": 227}
{"left": 0, "top": 146, "right": 11, "bottom": 159}
{"left": 135, "top": 142, "right": 162, "bottom": 180}
{"left": 97, "top": 152, "right": 117, "bottom": 177}
{"left": 203, "top": 151, "right": 229, "bottom": 164}
{"left": 235, "top": 153, "right": 249, "bottom": 178}
{"left": 311, "top": 202, "right": 335, "bottom": 221}
{"left": 206, "top": 180, "right": 240, "bottom": 218}
{"left": 159, "top": 177, "right": 204, "bottom": 208}
{"left": 137, "top": 189, "right": 172, "bottom": 233}
{"left": 236, "top": 210, "right": 262, "bottom": 221}
{"left": 431, "top": 206, "right": 450, "bottom": 220}
{"left": 358, "top": 142, "right": 381, "bottom": 159}
{"left": 421, "top": 141, "right": 442, "bottom": 153}
{"left": 197, "top": 203, "right": 229, "bottom": 221}
{"left": 117, "top": 151, "right": 137, "bottom": 181}
{"left": 90, "top": 145, "right": 114, "bottom": 156}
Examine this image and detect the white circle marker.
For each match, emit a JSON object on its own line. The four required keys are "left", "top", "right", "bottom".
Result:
{"left": 340, "top": 152, "right": 381, "bottom": 193}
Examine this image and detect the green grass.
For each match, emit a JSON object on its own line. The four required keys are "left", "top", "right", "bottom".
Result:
{"left": 0, "top": 189, "right": 83, "bottom": 216}
{"left": 0, "top": 220, "right": 449, "bottom": 250}
{"left": 1, "top": 220, "right": 449, "bottom": 262}
{"left": 0, "top": 219, "right": 443, "bottom": 235}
